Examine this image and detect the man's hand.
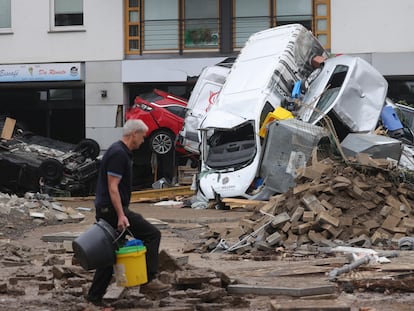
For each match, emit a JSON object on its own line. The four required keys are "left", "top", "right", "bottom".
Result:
{"left": 117, "top": 214, "right": 130, "bottom": 231}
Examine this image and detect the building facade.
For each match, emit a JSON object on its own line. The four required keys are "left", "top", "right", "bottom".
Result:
{"left": 0, "top": 0, "right": 413, "bottom": 152}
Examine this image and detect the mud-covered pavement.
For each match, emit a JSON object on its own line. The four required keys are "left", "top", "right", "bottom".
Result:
{"left": 1, "top": 197, "right": 414, "bottom": 310}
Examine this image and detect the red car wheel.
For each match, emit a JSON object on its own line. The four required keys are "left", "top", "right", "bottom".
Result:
{"left": 149, "top": 130, "right": 174, "bottom": 155}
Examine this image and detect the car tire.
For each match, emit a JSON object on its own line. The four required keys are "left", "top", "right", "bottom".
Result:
{"left": 39, "top": 159, "right": 64, "bottom": 182}
{"left": 149, "top": 130, "right": 175, "bottom": 155}
{"left": 75, "top": 139, "right": 100, "bottom": 159}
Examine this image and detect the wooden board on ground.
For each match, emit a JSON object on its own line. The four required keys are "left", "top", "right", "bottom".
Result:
{"left": 55, "top": 186, "right": 194, "bottom": 203}
{"left": 222, "top": 198, "right": 267, "bottom": 210}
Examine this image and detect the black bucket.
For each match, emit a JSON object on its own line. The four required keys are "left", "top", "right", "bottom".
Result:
{"left": 72, "top": 219, "right": 120, "bottom": 270}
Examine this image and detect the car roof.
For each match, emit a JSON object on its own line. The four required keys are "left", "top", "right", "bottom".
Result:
{"left": 134, "top": 89, "right": 187, "bottom": 107}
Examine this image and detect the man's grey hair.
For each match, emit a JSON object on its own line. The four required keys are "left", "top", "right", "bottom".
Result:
{"left": 123, "top": 119, "right": 148, "bottom": 136}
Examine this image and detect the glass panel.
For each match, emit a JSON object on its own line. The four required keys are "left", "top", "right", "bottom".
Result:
{"left": 55, "top": 0, "right": 82, "bottom": 13}
{"left": 317, "top": 34, "right": 327, "bottom": 45}
{"left": 184, "top": 0, "right": 218, "bottom": 48}
{"left": 55, "top": 0, "right": 83, "bottom": 26}
{"left": 317, "top": 19, "right": 327, "bottom": 31}
{"left": 49, "top": 89, "right": 73, "bottom": 101}
{"left": 144, "top": 0, "right": 179, "bottom": 50}
{"left": 0, "top": 0, "right": 11, "bottom": 28}
{"left": 277, "top": 0, "right": 312, "bottom": 16}
{"left": 316, "top": 4, "right": 327, "bottom": 16}
{"left": 129, "top": 39, "right": 139, "bottom": 51}
{"left": 129, "top": 25, "right": 139, "bottom": 37}
{"left": 276, "top": 0, "right": 312, "bottom": 25}
{"left": 129, "top": 0, "right": 139, "bottom": 8}
{"left": 129, "top": 11, "right": 139, "bottom": 22}
{"left": 234, "top": 0, "right": 269, "bottom": 48}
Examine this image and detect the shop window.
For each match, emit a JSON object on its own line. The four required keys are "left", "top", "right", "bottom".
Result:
{"left": 52, "top": 0, "right": 84, "bottom": 28}
{"left": 0, "top": 0, "right": 11, "bottom": 30}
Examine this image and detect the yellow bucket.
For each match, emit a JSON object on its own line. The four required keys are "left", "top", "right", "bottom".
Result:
{"left": 114, "top": 246, "right": 147, "bottom": 287}
{"left": 259, "top": 106, "right": 294, "bottom": 138}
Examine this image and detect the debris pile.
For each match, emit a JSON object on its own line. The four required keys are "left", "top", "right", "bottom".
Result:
{"left": 0, "top": 192, "right": 86, "bottom": 239}
{"left": 213, "top": 153, "right": 414, "bottom": 254}
{"left": 0, "top": 243, "right": 247, "bottom": 310}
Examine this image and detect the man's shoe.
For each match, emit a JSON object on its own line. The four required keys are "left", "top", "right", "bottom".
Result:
{"left": 86, "top": 296, "right": 111, "bottom": 308}
{"left": 140, "top": 278, "right": 171, "bottom": 293}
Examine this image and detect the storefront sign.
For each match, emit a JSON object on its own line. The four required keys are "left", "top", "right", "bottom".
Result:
{"left": 0, "top": 63, "right": 81, "bottom": 82}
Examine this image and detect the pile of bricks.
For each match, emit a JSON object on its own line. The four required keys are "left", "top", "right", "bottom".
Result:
{"left": 228, "top": 154, "right": 414, "bottom": 253}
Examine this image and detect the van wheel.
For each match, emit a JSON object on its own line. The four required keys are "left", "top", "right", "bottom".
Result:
{"left": 149, "top": 130, "right": 174, "bottom": 155}
{"left": 39, "top": 159, "right": 64, "bottom": 182}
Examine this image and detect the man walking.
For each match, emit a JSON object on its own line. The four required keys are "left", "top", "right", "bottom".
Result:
{"left": 86, "top": 119, "right": 170, "bottom": 307}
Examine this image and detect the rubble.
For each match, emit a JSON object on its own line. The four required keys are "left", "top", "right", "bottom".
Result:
{"left": 202, "top": 151, "right": 414, "bottom": 254}
{"left": 0, "top": 241, "right": 249, "bottom": 311}
{"left": 0, "top": 191, "right": 87, "bottom": 240}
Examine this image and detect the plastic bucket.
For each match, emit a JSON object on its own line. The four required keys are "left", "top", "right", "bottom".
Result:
{"left": 72, "top": 219, "right": 119, "bottom": 270}
{"left": 114, "top": 245, "right": 147, "bottom": 287}
{"left": 259, "top": 106, "right": 294, "bottom": 137}
{"left": 381, "top": 106, "right": 403, "bottom": 131}
{"left": 381, "top": 106, "right": 404, "bottom": 138}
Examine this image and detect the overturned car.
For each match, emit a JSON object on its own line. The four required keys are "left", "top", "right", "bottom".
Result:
{"left": 0, "top": 121, "right": 100, "bottom": 196}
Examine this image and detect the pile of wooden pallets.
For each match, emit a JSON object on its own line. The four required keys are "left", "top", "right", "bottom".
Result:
{"left": 177, "top": 166, "right": 198, "bottom": 185}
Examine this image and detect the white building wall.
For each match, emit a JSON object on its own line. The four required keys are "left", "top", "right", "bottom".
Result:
{"left": 331, "top": 0, "right": 414, "bottom": 54}
{"left": 0, "top": 0, "right": 123, "bottom": 64}
{"left": 331, "top": 0, "right": 414, "bottom": 76}
{"left": 85, "top": 60, "right": 124, "bottom": 151}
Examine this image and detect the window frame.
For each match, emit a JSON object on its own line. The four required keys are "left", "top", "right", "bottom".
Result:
{"left": 49, "top": 0, "right": 85, "bottom": 33}
{"left": 182, "top": 0, "right": 220, "bottom": 51}
{"left": 124, "top": 0, "right": 331, "bottom": 54}
{"left": 125, "top": 0, "right": 141, "bottom": 54}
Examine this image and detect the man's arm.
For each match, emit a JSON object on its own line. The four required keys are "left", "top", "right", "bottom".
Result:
{"left": 107, "top": 174, "right": 130, "bottom": 231}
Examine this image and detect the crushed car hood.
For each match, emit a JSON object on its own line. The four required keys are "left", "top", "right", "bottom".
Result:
{"left": 299, "top": 55, "right": 388, "bottom": 132}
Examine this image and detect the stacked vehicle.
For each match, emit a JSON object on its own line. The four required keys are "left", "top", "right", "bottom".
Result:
{"left": 181, "top": 24, "right": 412, "bottom": 203}
{"left": 195, "top": 24, "right": 329, "bottom": 201}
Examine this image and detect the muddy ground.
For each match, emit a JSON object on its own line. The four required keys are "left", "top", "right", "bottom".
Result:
{"left": 1, "top": 197, "right": 414, "bottom": 311}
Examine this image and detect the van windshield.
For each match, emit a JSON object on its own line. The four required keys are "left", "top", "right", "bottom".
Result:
{"left": 205, "top": 122, "right": 256, "bottom": 169}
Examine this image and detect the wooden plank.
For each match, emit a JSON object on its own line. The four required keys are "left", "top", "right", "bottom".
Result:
{"left": 130, "top": 186, "right": 194, "bottom": 202}
{"left": 55, "top": 186, "right": 194, "bottom": 202}
{"left": 1, "top": 117, "right": 16, "bottom": 139}
{"left": 222, "top": 198, "right": 267, "bottom": 210}
{"left": 222, "top": 198, "right": 267, "bottom": 205}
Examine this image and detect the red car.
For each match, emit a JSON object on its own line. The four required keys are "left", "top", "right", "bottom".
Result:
{"left": 125, "top": 89, "right": 188, "bottom": 155}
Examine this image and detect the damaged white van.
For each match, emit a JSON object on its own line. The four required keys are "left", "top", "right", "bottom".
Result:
{"left": 178, "top": 59, "right": 233, "bottom": 154}
{"left": 197, "top": 24, "right": 328, "bottom": 201}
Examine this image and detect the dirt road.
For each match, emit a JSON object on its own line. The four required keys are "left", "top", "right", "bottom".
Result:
{"left": 1, "top": 198, "right": 414, "bottom": 310}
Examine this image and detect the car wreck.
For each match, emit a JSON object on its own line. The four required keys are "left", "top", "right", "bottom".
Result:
{"left": 196, "top": 24, "right": 329, "bottom": 202}
{"left": 0, "top": 118, "right": 101, "bottom": 196}
{"left": 191, "top": 25, "right": 414, "bottom": 204}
